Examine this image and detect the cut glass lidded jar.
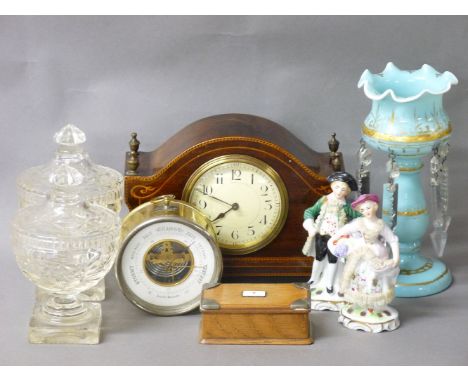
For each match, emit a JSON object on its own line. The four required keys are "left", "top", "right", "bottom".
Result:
{"left": 12, "top": 161, "right": 120, "bottom": 344}
{"left": 16, "top": 125, "right": 123, "bottom": 301}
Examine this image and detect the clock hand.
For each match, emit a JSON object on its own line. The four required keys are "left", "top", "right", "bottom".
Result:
{"left": 211, "top": 202, "right": 239, "bottom": 222}
{"left": 194, "top": 188, "right": 233, "bottom": 207}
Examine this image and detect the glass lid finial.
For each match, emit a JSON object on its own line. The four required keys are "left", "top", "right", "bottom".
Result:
{"left": 54, "top": 124, "right": 86, "bottom": 146}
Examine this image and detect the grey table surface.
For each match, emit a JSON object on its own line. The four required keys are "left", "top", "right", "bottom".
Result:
{"left": 1, "top": 15, "right": 468, "bottom": 365}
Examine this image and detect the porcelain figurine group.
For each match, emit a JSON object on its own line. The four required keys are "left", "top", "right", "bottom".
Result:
{"left": 303, "top": 172, "right": 400, "bottom": 333}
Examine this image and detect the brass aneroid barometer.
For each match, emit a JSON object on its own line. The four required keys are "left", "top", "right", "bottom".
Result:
{"left": 182, "top": 154, "right": 288, "bottom": 255}
{"left": 115, "top": 195, "right": 222, "bottom": 315}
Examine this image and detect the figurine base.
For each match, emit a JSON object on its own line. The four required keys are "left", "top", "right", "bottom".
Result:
{"left": 29, "top": 296, "right": 102, "bottom": 344}
{"left": 396, "top": 258, "right": 452, "bottom": 297}
{"left": 310, "top": 287, "right": 346, "bottom": 311}
{"left": 338, "top": 304, "right": 400, "bottom": 333}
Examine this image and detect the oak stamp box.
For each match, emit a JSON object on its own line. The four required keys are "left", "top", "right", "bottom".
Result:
{"left": 199, "top": 283, "right": 313, "bottom": 345}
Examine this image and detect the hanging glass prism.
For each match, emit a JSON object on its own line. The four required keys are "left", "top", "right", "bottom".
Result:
{"left": 430, "top": 142, "right": 451, "bottom": 257}
{"left": 356, "top": 138, "right": 372, "bottom": 194}
{"left": 385, "top": 152, "right": 399, "bottom": 230}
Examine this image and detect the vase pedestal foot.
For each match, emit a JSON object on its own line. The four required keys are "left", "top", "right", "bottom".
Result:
{"left": 37, "top": 279, "right": 106, "bottom": 302}
{"left": 338, "top": 305, "right": 400, "bottom": 333}
{"left": 28, "top": 295, "right": 102, "bottom": 345}
{"left": 396, "top": 257, "right": 452, "bottom": 297}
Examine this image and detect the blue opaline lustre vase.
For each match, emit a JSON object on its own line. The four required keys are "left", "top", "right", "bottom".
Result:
{"left": 358, "top": 62, "right": 458, "bottom": 297}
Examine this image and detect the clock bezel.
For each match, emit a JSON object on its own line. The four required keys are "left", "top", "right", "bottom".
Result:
{"left": 181, "top": 154, "right": 289, "bottom": 256}
{"left": 115, "top": 196, "right": 223, "bottom": 316}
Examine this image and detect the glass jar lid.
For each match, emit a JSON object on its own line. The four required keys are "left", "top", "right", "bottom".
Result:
{"left": 17, "top": 124, "right": 123, "bottom": 212}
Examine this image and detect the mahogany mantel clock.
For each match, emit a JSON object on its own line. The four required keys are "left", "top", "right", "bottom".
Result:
{"left": 124, "top": 113, "right": 343, "bottom": 281}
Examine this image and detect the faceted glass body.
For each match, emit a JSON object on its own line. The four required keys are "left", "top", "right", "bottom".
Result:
{"left": 12, "top": 126, "right": 121, "bottom": 344}
{"left": 13, "top": 195, "right": 119, "bottom": 295}
{"left": 16, "top": 124, "right": 123, "bottom": 301}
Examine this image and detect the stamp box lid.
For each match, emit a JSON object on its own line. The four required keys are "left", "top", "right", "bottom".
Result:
{"left": 200, "top": 283, "right": 310, "bottom": 314}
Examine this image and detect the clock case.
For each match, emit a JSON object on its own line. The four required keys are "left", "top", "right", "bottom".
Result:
{"left": 124, "top": 113, "right": 343, "bottom": 282}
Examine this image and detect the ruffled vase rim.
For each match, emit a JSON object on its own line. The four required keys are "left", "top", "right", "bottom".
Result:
{"left": 358, "top": 62, "right": 458, "bottom": 103}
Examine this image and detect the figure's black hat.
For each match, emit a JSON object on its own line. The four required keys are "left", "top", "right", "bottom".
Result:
{"left": 326, "top": 171, "right": 358, "bottom": 192}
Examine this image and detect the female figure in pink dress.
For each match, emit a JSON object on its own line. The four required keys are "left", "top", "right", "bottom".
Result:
{"left": 328, "top": 194, "right": 400, "bottom": 332}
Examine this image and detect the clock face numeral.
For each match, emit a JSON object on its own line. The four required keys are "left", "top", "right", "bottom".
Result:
{"left": 185, "top": 155, "right": 287, "bottom": 255}
{"left": 202, "top": 185, "right": 213, "bottom": 195}
{"left": 232, "top": 169, "right": 242, "bottom": 181}
{"left": 198, "top": 199, "right": 207, "bottom": 209}
{"left": 260, "top": 185, "right": 269, "bottom": 196}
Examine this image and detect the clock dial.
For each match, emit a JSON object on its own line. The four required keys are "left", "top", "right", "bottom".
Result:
{"left": 183, "top": 155, "right": 288, "bottom": 255}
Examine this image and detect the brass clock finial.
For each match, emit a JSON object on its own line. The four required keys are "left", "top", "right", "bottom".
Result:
{"left": 328, "top": 133, "right": 339, "bottom": 153}
{"left": 126, "top": 132, "right": 140, "bottom": 175}
{"left": 129, "top": 132, "right": 140, "bottom": 152}
{"left": 328, "top": 133, "right": 342, "bottom": 171}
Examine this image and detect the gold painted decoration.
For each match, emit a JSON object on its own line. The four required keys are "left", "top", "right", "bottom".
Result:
{"left": 399, "top": 261, "right": 433, "bottom": 276}
{"left": 362, "top": 124, "right": 452, "bottom": 143}
{"left": 382, "top": 208, "right": 427, "bottom": 217}
{"left": 397, "top": 267, "right": 449, "bottom": 286}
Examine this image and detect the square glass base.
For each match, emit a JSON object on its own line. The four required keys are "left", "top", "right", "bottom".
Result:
{"left": 29, "top": 298, "right": 102, "bottom": 345}
{"left": 80, "top": 279, "right": 106, "bottom": 301}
